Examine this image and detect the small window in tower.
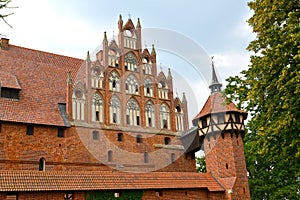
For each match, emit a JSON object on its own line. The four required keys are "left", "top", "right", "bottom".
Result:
{"left": 57, "top": 128, "right": 64, "bottom": 138}
{"left": 201, "top": 118, "right": 207, "bottom": 128}
{"left": 26, "top": 125, "right": 34, "bottom": 135}
{"left": 108, "top": 150, "right": 113, "bottom": 162}
{"left": 93, "top": 131, "right": 99, "bottom": 140}
{"left": 164, "top": 137, "right": 171, "bottom": 145}
{"left": 144, "top": 152, "right": 149, "bottom": 163}
{"left": 226, "top": 163, "right": 229, "bottom": 170}
{"left": 217, "top": 114, "right": 225, "bottom": 124}
{"left": 136, "top": 134, "right": 142, "bottom": 143}
{"left": 171, "top": 153, "right": 176, "bottom": 163}
{"left": 39, "top": 157, "right": 45, "bottom": 171}
{"left": 117, "top": 133, "right": 123, "bottom": 142}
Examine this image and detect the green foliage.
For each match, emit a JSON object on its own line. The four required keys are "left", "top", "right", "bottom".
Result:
{"left": 85, "top": 190, "right": 143, "bottom": 200}
{"left": 196, "top": 156, "right": 206, "bottom": 173}
{"left": 225, "top": 0, "right": 300, "bottom": 199}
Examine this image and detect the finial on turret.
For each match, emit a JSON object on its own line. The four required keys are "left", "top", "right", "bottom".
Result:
{"left": 209, "top": 56, "right": 222, "bottom": 94}
{"left": 86, "top": 51, "right": 91, "bottom": 62}
{"left": 151, "top": 44, "right": 156, "bottom": 55}
{"left": 167, "top": 68, "right": 172, "bottom": 79}
{"left": 67, "top": 71, "right": 73, "bottom": 84}
{"left": 182, "top": 92, "right": 187, "bottom": 103}
{"left": 119, "top": 14, "right": 123, "bottom": 23}
{"left": 137, "top": 17, "right": 141, "bottom": 28}
{"left": 103, "top": 31, "right": 108, "bottom": 42}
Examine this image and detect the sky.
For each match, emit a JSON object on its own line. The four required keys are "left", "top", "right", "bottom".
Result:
{"left": 1, "top": 0, "right": 255, "bottom": 125}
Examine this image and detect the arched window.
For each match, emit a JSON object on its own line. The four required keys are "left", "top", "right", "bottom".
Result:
{"left": 144, "top": 79, "right": 153, "bottom": 97}
{"left": 39, "top": 157, "right": 45, "bottom": 171}
{"left": 125, "top": 74, "right": 139, "bottom": 95}
{"left": 124, "top": 30, "right": 137, "bottom": 49}
{"left": 72, "top": 89, "right": 85, "bottom": 121}
{"left": 91, "top": 67, "right": 104, "bottom": 88}
{"left": 126, "top": 98, "right": 140, "bottom": 126}
{"left": 160, "top": 104, "right": 170, "bottom": 129}
{"left": 175, "top": 105, "right": 184, "bottom": 131}
{"left": 108, "top": 49, "right": 119, "bottom": 67}
{"left": 92, "top": 93, "right": 104, "bottom": 122}
{"left": 158, "top": 81, "right": 169, "bottom": 99}
{"left": 124, "top": 52, "right": 138, "bottom": 71}
{"left": 142, "top": 58, "right": 152, "bottom": 75}
{"left": 110, "top": 95, "right": 121, "bottom": 124}
{"left": 109, "top": 71, "right": 120, "bottom": 91}
{"left": 108, "top": 150, "right": 113, "bottom": 162}
{"left": 145, "top": 101, "right": 155, "bottom": 127}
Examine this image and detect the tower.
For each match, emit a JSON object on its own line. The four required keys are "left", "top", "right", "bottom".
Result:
{"left": 192, "top": 61, "right": 251, "bottom": 199}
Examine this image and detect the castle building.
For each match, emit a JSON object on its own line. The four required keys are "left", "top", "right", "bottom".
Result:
{"left": 0, "top": 16, "right": 250, "bottom": 199}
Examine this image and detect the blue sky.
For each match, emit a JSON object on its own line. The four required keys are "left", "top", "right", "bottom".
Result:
{"left": 1, "top": 0, "right": 255, "bottom": 123}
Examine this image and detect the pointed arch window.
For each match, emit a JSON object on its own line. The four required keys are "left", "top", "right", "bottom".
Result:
{"left": 143, "top": 58, "right": 152, "bottom": 75}
{"left": 91, "top": 67, "right": 104, "bottom": 88}
{"left": 72, "top": 89, "right": 85, "bottom": 121}
{"left": 144, "top": 79, "right": 153, "bottom": 97}
{"left": 110, "top": 95, "right": 121, "bottom": 124}
{"left": 125, "top": 74, "right": 139, "bottom": 95}
{"left": 145, "top": 101, "right": 155, "bottom": 128}
{"left": 92, "top": 93, "right": 104, "bottom": 122}
{"left": 126, "top": 98, "right": 140, "bottom": 126}
{"left": 109, "top": 71, "right": 120, "bottom": 91}
{"left": 108, "top": 49, "right": 119, "bottom": 67}
{"left": 124, "top": 52, "right": 138, "bottom": 71}
{"left": 124, "top": 30, "right": 137, "bottom": 49}
{"left": 175, "top": 105, "right": 184, "bottom": 131}
{"left": 160, "top": 104, "right": 170, "bottom": 129}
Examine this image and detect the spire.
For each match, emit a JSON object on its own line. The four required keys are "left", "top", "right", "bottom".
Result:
{"left": 103, "top": 31, "right": 108, "bottom": 42}
{"left": 151, "top": 44, "right": 156, "bottom": 55}
{"left": 86, "top": 51, "right": 91, "bottom": 62}
{"left": 182, "top": 92, "right": 187, "bottom": 103}
{"left": 67, "top": 71, "right": 73, "bottom": 84}
{"left": 167, "top": 68, "right": 172, "bottom": 79}
{"left": 136, "top": 18, "right": 141, "bottom": 28}
{"left": 118, "top": 14, "right": 123, "bottom": 30}
{"left": 209, "top": 57, "right": 222, "bottom": 94}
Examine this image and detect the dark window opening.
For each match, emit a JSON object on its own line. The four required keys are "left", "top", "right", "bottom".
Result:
{"left": 125, "top": 83, "right": 129, "bottom": 90}
{"left": 136, "top": 135, "right": 142, "bottom": 143}
{"left": 146, "top": 87, "right": 150, "bottom": 94}
{"left": 163, "top": 119, "right": 168, "bottom": 129}
{"left": 93, "top": 131, "right": 99, "bottom": 140}
{"left": 164, "top": 137, "right": 171, "bottom": 145}
{"left": 57, "top": 128, "right": 64, "bottom": 138}
{"left": 135, "top": 85, "right": 138, "bottom": 92}
{"left": 125, "top": 65, "right": 128, "bottom": 71}
{"left": 0, "top": 87, "right": 20, "bottom": 100}
{"left": 126, "top": 115, "right": 130, "bottom": 125}
{"left": 235, "top": 113, "right": 241, "bottom": 123}
{"left": 112, "top": 80, "right": 116, "bottom": 88}
{"left": 108, "top": 150, "right": 113, "bottom": 162}
{"left": 171, "top": 153, "right": 176, "bottom": 163}
{"left": 155, "top": 190, "right": 163, "bottom": 197}
{"left": 95, "top": 111, "right": 100, "bottom": 121}
{"left": 136, "top": 116, "right": 140, "bottom": 125}
{"left": 217, "top": 114, "right": 225, "bottom": 124}
{"left": 201, "top": 118, "right": 207, "bottom": 127}
{"left": 64, "top": 192, "right": 73, "bottom": 200}
{"left": 26, "top": 125, "right": 34, "bottom": 135}
{"left": 148, "top": 118, "right": 152, "bottom": 127}
{"left": 113, "top": 113, "right": 117, "bottom": 123}
{"left": 226, "top": 163, "right": 228, "bottom": 170}
{"left": 39, "top": 157, "right": 45, "bottom": 171}
{"left": 115, "top": 63, "right": 119, "bottom": 67}
{"left": 175, "top": 105, "right": 181, "bottom": 112}
{"left": 117, "top": 133, "right": 123, "bottom": 142}
{"left": 144, "top": 152, "right": 149, "bottom": 163}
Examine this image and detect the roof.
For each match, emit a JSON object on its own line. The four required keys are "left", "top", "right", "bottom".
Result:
{"left": 0, "top": 170, "right": 224, "bottom": 192}
{"left": 0, "top": 43, "right": 83, "bottom": 126}
{"left": 193, "top": 92, "right": 246, "bottom": 121}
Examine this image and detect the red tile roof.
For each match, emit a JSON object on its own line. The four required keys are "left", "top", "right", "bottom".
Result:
{"left": 0, "top": 170, "right": 224, "bottom": 192}
{"left": 0, "top": 44, "right": 83, "bottom": 126}
{"left": 193, "top": 92, "right": 246, "bottom": 120}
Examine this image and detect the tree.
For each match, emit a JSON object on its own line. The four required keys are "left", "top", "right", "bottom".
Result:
{"left": 196, "top": 156, "right": 206, "bottom": 173}
{"left": 0, "top": 0, "right": 14, "bottom": 32}
{"left": 225, "top": 0, "right": 300, "bottom": 199}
